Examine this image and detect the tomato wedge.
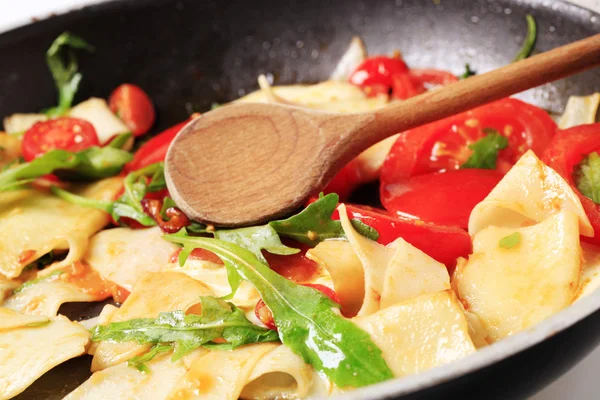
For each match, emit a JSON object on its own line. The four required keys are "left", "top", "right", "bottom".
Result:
{"left": 109, "top": 84, "right": 156, "bottom": 136}
{"left": 125, "top": 116, "right": 197, "bottom": 171}
{"left": 21, "top": 117, "right": 100, "bottom": 161}
{"left": 380, "top": 98, "right": 557, "bottom": 227}
{"left": 410, "top": 68, "right": 458, "bottom": 88}
{"left": 328, "top": 203, "right": 472, "bottom": 267}
{"left": 381, "top": 169, "right": 503, "bottom": 229}
{"left": 349, "top": 56, "right": 410, "bottom": 89}
{"left": 542, "top": 124, "right": 600, "bottom": 245}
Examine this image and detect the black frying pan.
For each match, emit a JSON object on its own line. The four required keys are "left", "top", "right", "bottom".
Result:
{"left": 2, "top": 0, "right": 600, "bottom": 399}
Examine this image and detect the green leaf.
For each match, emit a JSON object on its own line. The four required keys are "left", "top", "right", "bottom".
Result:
{"left": 91, "top": 296, "right": 278, "bottom": 362}
{"left": 575, "top": 151, "right": 600, "bottom": 204}
{"left": 214, "top": 225, "right": 299, "bottom": 263}
{"left": 51, "top": 161, "right": 165, "bottom": 228}
{"left": 461, "top": 129, "right": 509, "bottom": 170}
{"left": 127, "top": 344, "right": 172, "bottom": 373}
{"left": 513, "top": 15, "right": 537, "bottom": 62}
{"left": 13, "top": 270, "right": 65, "bottom": 294}
{"left": 45, "top": 32, "right": 94, "bottom": 117}
{"left": 499, "top": 232, "right": 521, "bottom": 249}
{"left": 0, "top": 146, "right": 132, "bottom": 191}
{"left": 107, "top": 133, "right": 133, "bottom": 150}
{"left": 24, "top": 319, "right": 52, "bottom": 328}
{"left": 269, "top": 193, "right": 379, "bottom": 246}
{"left": 164, "top": 234, "right": 394, "bottom": 388}
{"left": 459, "top": 63, "right": 476, "bottom": 79}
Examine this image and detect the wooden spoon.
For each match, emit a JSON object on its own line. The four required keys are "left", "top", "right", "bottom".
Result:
{"left": 166, "top": 34, "right": 600, "bottom": 227}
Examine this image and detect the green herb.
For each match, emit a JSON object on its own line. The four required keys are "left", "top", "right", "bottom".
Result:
{"left": 499, "top": 232, "right": 522, "bottom": 249}
{"left": 45, "top": 32, "right": 94, "bottom": 117}
{"left": 164, "top": 233, "right": 394, "bottom": 388}
{"left": 0, "top": 147, "right": 132, "bottom": 191}
{"left": 461, "top": 129, "right": 509, "bottom": 170}
{"left": 13, "top": 270, "right": 65, "bottom": 294}
{"left": 107, "top": 133, "right": 133, "bottom": 150}
{"left": 213, "top": 225, "right": 299, "bottom": 263}
{"left": 269, "top": 193, "right": 379, "bottom": 246}
{"left": 127, "top": 344, "right": 172, "bottom": 373}
{"left": 23, "top": 251, "right": 56, "bottom": 271}
{"left": 51, "top": 162, "right": 164, "bottom": 227}
{"left": 91, "top": 296, "right": 279, "bottom": 362}
{"left": 459, "top": 63, "right": 476, "bottom": 79}
{"left": 210, "top": 102, "right": 221, "bottom": 110}
{"left": 513, "top": 15, "right": 537, "bottom": 62}
{"left": 575, "top": 151, "right": 600, "bottom": 204}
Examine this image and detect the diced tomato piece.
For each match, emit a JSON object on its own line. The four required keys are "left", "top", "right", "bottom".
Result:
{"left": 109, "top": 84, "right": 155, "bottom": 136}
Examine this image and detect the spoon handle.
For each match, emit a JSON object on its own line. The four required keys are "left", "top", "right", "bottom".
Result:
{"left": 366, "top": 33, "right": 600, "bottom": 143}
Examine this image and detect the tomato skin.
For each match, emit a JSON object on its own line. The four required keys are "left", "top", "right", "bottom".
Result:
{"left": 323, "top": 202, "right": 472, "bottom": 267}
{"left": 409, "top": 69, "right": 459, "bottom": 88}
{"left": 169, "top": 247, "right": 224, "bottom": 265}
{"left": 349, "top": 56, "right": 410, "bottom": 88}
{"left": 255, "top": 283, "right": 340, "bottom": 330}
{"left": 322, "top": 159, "right": 363, "bottom": 201}
{"left": 109, "top": 84, "right": 155, "bottom": 136}
{"left": 381, "top": 169, "right": 503, "bottom": 229}
{"left": 21, "top": 117, "right": 100, "bottom": 161}
{"left": 125, "top": 117, "right": 197, "bottom": 172}
{"left": 264, "top": 241, "right": 319, "bottom": 283}
{"left": 542, "top": 124, "right": 600, "bottom": 245}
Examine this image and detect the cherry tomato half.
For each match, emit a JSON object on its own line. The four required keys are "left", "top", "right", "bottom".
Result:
{"left": 109, "top": 84, "right": 156, "bottom": 136}
{"left": 542, "top": 123, "right": 600, "bottom": 245}
{"left": 21, "top": 117, "right": 100, "bottom": 161}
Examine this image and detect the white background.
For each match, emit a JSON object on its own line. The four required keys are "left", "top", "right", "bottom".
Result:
{"left": 1, "top": 1, "right": 599, "bottom": 399}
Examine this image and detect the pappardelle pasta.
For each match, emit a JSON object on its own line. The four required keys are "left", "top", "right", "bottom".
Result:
{"left": 1, "top": 25, "right": 600, "bottom": 399}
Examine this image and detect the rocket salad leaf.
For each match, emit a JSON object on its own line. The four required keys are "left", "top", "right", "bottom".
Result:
{"left": 213, "top": 225, "right": 299, "bottom": 263}
{"left": 461, "top": 129, "right": 509, "bottom": 170}
{"left": 0, "top": 146, "right": 132, "bottom": 191}
{"left": 269, "top": 193, "right": 379, "bottom": 246}
{"left": 91, "top": 296, "right": 279, "bottom": 367}
{"left": 164, "top": 233, "right": 394, "bottom": 388}
{"left": 45, "top": 32, "right": 94, "bottom": 117}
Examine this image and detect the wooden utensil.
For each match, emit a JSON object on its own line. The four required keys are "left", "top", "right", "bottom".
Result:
{"left": 165, "top": 33, "right": 600, "bottom": 227}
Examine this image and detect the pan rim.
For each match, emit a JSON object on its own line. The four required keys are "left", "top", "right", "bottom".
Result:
{"left": 1, "top": 0, "right": 600, "bottom": 399}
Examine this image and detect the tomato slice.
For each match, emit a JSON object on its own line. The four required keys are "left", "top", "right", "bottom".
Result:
{"left": 264, "top": 241, "right": 319, "bottom": 283}
{"left": 381, "top": 169, "right": 503, "bottom": 229}
{"left": 380, "top": 98, "right": 556, "bottom": 227}
{"left": 330, "top": 203, "right": 472, "bottom": 267}
{"left": 169, "top": 247, "right": 224, "bottom": 265}
{"left": 349, "top": 56, "right": 410, "bottom": 88}
{"left": 21, "top": 117, "right": 100, "bottom": 161}
{"left": 109, "top": 84, "right": 156, "bottom": 136}
{"left": 255, "top": 282, "right": 340, "bottom": 330}
{"left": 125, "top": 116, "right": 198, "bottom": 172}
{"left": 409, "top": 68, "right": 458, "bottom": 88}
{"left": 542, "top": 124, "right": 600, "bottom": 245}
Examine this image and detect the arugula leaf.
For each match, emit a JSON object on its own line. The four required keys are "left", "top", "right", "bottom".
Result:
{"left": 499, "top": 232, "right": 521, "bottom": 249}
{"left": 513, "top": 15, "right": 537, "bottom": 62}
{"left": 91, "top": 296, "right": 279, "bottom": 362}
{"left": 52, "top": 162, "right": 165, "bottom": 227}
{"left": 107, "top": 133, "right": 133, "bottom": 150}
{"left": 214, "top": 225, "right": 299, "bottom": 263}
{"left": 461, "top": 129, "right": 509, "bottom": 170}
{"left": 459, "top": 63, "right": 476, "bottom": 79}
{"left": 269, "top": 193, "right": 379, "bottom": 246}
{"left": 575, "top": 151, "right": 600, "bottom": 204}
{"left": 45, "top": 32, "right": 94, "bottom": 117}
{"left": 127, "top": 344, "right": 172, "bottom": 373}
{"left": 0, "top": 147, "right": 132, "bottom": 191}
{"left": 164, "top": 233, "right": 394, "bottom": 388}
{"left": 13, "top": 270, "right": 65, "bottom": 294}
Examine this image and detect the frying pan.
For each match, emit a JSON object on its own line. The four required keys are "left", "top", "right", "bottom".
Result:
{"left": 2, "top": 0, "right": 600, "bottom": 399}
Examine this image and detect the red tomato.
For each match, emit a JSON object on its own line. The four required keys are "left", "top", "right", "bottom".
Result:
{"left": 391, "top": 72, "right": 423, "bottom": 100}
{"left": 542, "top": 124, "right": 600, "bottom": 245}
{"left": 409, "top": 68, "right": 459, "bottom": 88}
{"left": 329, "top": 203, "right": 472, "bottom": 267}
{"left": 109, "top": 84, "right": 155, "bottom": 136}
{"left": 380, "top": 98, "right": 556, "bottom": 227}
{"left": 109, "top": 184, "right": 170, "bottom": 229}
{"left": 21, "top": 118, "right": 100, "bottom": 161}
{"left": 322, "top": 159, "right": 362, "bottom": 201}
{"left": 381, "top": 169, "right": 503, "bottom": 229}
{"left": 255, "top": 283, "right": 340, "bottom": 330}
{"left": 264, "top": 242, "right": 319, "bottom": 283}
{"left": 349, "top": 56, "right": 410, "bottom": 88}
{"left": 169, "top": 247, "right": 223, "bottom": 265}
{"left": 125, "top": 116, "right": 198, "bottom": 171}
